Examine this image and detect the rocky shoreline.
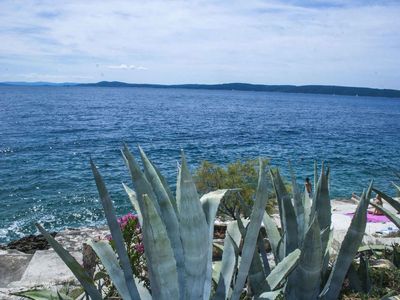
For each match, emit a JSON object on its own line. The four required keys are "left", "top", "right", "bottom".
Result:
{"left": 0, "top": 232, "right": 57, "bottom": 254}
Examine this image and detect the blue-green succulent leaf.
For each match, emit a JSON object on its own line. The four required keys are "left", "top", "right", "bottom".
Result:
{"left": 35, "top": 224, "right": 102, "bottom": 300}
{"left": 200, "top": 189, "right": 230, "bottom": 300}
{"left": 141, "top": 194, "right": 180, "bottom": 300}
{"left": 320, "top": 182, "right": 372, "bottom": 300}
{"left": 213, "top": 221, "right": 242, "bottom": 300}
{"left": 286, "top": 216, "right": 322, "bottom": 300}
{"left": 176, "top": 150, "right": 209, "bottom": 300}
{"left": 231, "top": 159, "right": 269, "bottom": 300}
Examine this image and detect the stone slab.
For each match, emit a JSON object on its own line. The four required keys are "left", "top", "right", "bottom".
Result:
{"left": 0, "top": 250, "right": 33, "bottom": 288}
{"left": 8, "top": 250, "right": 81, "bottom": 288}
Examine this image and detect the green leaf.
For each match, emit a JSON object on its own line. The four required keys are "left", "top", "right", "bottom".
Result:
{"left": 312, "top": 162, "right": 331, "bottom": 233}
{"left": 138, "top": 146, "right": 185, "bottom": 298}
{"left": 248, "top": 248, "right": 269, "bottom": 297}
{"left": 372, "top": 187, "right": 400, "bottom": 214}
{"left": 12, "top": 290, "right": 73, "bottom": 300}
{"left": 265, "top": 248, "right": 301, "bottom": 291}
{"left": 35, "top": 224, "right": 102, "bottom": 300}
{"left": 122, "top": 144, "right": 161, "bottom": 218}
{"left": 392, "top": 181, "right": 400, "bottom": 194}
{"left": 122, "top": 183, "right": 143, "bottom": 226}
{"left": 176, "top": 150, "right": 209, "bottom": 300}
{"left": 200, "top": 189, "right": 230, "bottom": 300}
{"left": 288, "top": 161, "right": 305, "bottom": 245}
{"left": 141, "top": 194, "right": 180, "bottom": 300}
{"left": 262, "top": 212, "right": 281, "bottom": 263}
{"left": 358, "top": 255, "right": 371, "bottom": 294}
{"left": 320, "top": 182, "right": 372, "bottom": 300}
{"left": 256, "top": 289, "right": 283, "bottom": 300}
{"left": 87, "top": 240, "right": 131, "bottom": 300}
{"left": 90, "top": 160, "right": 140, "bottom": 300}
{"left": 286, "top": 216, "right": 322, "bottom": 300}
{"left": 213, "top": 221, "right": 242, "bottom": 300}
{"left": 271, "top": 169, "right": 298, "bottom": 256}
{"left": 231, "top": 159, "right": 269, "bottom": 300}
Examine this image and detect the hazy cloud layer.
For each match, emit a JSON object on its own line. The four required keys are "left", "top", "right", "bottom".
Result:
{"left": 0, "top": 0, "right": 399, "bottom": 88}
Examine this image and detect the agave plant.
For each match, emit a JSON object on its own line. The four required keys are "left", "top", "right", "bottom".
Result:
{"left": 33, "top": 146, "right": 301, "bottom": 300}
{"left": 252, "top": 162, "right": 373, "bottom": 300}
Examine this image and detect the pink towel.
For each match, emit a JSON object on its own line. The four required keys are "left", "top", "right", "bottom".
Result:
{"left": 345, "top": 212, "right": 390, "bottom": 223}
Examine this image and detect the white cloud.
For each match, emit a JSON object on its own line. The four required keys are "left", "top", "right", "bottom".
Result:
{"left": 0, "top": 0, "right": 399, "bottom": 88}
{"left": 107, "top": 64, "right": 147, "bottom": 70}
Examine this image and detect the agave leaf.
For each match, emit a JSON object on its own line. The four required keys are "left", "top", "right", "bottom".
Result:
{"left": 138, "top": 146, "right": 185, "bottom": 298}
{"left": 200, "top": 189, "right": 230, "bottom": 300}
{"left": 257, "top": 232, "right": 271, "bottom": 276}
{"left": 392, "top": 181, "right": 400, "bottom": 194}
{"left": 270, "top": 169, "right": 284, "bottom": 229}
{"left": 347, "top": 263, "right": 363, "bottom": 292}
{"left": 265, "top": 248, "right": 301, "bottom": 291}
{"left": 270, "top": 169, "right": 298, "bottom": 256}
{"left": 286, "top": 216, "right": 322, "bottom": 300}
{"left": 321, "top": 226, "right": 334, "bottom": 279}
{"left": 143, "top": 147, "right": 178, "bottom": 213}
{"left": 231, "top": 160, "right": 269, "bottom": 300}
{"left": 122, "top": 183, "right": 143, "bottom": 226}
{"left": 35, "top": 224, "right": 102, "bottom": 300}
{"left": 313, "top": 161, "right": 318, "bottom": 197}
{"left": 248, "top": 248, "right": 269, "bottom": 297}
{"left": 358, "top": 244, "right": 393, "bottom": 252}
{"left": 303, "top": 187, "right": 312, "bottom": 229}
{"left": 320, "top": 182, "right": 372, "bottom": 300}
{"left": 213, "top": 221, "right": 242, "bottom": 300}
{"left": 257, "top": 289, "right": 283, "bottom": 300}
{"left": 90, "top": 160, "right": 140, "bottom": 300}
{"left": 88, "top": 241, "right": 124, "bottom": 286}
{"left": 11, "top": 289, "right": 73, "bottom": 300}
{"left": 369, "top": 202, "right": 400, "bottom": 228}
{"left": 288, "top": 161, "right": 305, "bottom": 245}
{"left": 88, "top": 240, "right": 152, "bottom": 299}
{"left": 121, "top": 144, "right": 161, "bottom": 217}
{"left": 372, "top": 187, "right": 400, "bottom": 213}
{"left": 141, "top": 194, "right": 180, "bottom": 299}
{"left": 312, "top": 162, "right": 331, "bottom": 232}
{"left": 212, "top": 261, "right": 223, "bottom": 284}
{"left": 358, "top": 255, "right": 371, "bottom": 294}
{"left": 262, "top": 212, "right": 281, "bottom": 263}
{"left": 176, "top": 150, "right": 209, "bottom": 300}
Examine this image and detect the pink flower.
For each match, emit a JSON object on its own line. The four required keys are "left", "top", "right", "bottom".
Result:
{"left": 134, "top": 243, "right": 145, "bottom": 254}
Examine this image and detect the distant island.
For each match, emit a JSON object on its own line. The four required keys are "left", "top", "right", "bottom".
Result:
{"left": 1, "top": 81, "right": 400, "bottom": 98}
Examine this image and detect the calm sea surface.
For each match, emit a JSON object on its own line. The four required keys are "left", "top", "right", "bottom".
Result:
{"left": 1, "top": 86, "right": 399, "bottom": 242}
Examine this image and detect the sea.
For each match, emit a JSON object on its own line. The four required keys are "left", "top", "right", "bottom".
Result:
{"left": 0, "top": 86, "right": 399, "bottom": 243}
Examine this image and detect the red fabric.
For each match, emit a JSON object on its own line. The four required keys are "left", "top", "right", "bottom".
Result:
{"left": 345, "top": 211, "right": 390, "bottom": 223}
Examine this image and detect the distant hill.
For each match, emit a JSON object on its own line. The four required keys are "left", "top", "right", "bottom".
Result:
{"left": 1, "top": 81, "right": 399, "bottom": 98}
{"left": 79, "top": 81, "right": 400, "bottom": 98}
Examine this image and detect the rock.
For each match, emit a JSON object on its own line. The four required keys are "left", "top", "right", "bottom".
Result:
{"left": 0, "top": 250, "right": 33, "bottom": 288}
{"left": 1, "top": 233, "right": 57, "bottom": 254}
{"left": 8, "top": 250, "right": 81, "bottom": 288}
{"left": 370, "top": 258, "right": 396, "bottom": 270}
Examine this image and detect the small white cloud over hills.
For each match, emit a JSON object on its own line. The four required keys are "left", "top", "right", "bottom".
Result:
{"left": 107, "top": 64, "right": 147, "bottom": 70}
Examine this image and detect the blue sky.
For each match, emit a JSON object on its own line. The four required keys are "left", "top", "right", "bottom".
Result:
{"left": 0, "top": 0, "right": 399, "bottom": 89}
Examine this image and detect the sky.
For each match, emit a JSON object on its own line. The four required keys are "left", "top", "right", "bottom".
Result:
{"left": 0, "top": 0, "right": 399, "bottom": 89}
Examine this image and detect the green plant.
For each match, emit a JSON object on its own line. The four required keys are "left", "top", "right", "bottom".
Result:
{"left": 259, "top": 162, "right": 373, "bottom": 300}
{"left": 33, "top": 146, "right": 301, "bottom": 300}
{"left": 194, "top": 159, "right": 276, "bottom": 219}
{"left": 108, "top": 213, "right": 149, "bottom": 290}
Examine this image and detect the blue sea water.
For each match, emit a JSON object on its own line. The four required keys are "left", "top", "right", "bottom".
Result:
{"left": 0, "top": 86, "right": 399, "bottom": 243}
